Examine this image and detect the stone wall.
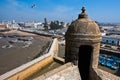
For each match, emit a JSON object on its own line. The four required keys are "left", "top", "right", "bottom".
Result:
{"left": 0, "top": 38, "right": 59, "bottom": 80}
{"left": 89, "top": 67, "right": 120, "bottom": 80}
{"left": 91, "top": 68, "right": 120, "bottom": 80}
{"left": 33, "top": 63, "right": 81, "bottom": 80}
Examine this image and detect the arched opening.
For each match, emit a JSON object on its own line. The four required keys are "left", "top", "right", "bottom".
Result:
{"left": 78, "top": 45, "right": 93, "bottom": 80}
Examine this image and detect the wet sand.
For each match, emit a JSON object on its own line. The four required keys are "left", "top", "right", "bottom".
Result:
{"left": 0, "top": 30, "right": 51, "bottom": 75}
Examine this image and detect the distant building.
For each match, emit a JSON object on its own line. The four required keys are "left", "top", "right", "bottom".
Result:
{"left": 12, "top": 23, "right": 21, "bottom": 29}
{"left": 19, "top": 22, "right": 44, "bottom": 29}
{"left": 99, "top": 26, "right": 107, "bottom": 36}
{"left": 36, "top": 23, "right": 45, "bottom": 30}
{"left": 107, "top": 26, "right": 120, "bottom": 35}
{"left": 44, "top": 18, "right": 50, "bottom": 30}
{"left": 102, "top": 35, "right": 120, "bottom": 46}
{"left": 0, "top": 24, "right": 7, "bottom": 30}
{"left": 55, "top": 27, "right": 68, "bottom": 35}
{"left": 100, "top": 26, "right": 120, "bottom": 35}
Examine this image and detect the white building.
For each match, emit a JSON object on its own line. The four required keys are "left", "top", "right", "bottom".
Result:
{"left": 102, "top": 35, "right": 120, "bottom": 46}
{"left": 24, "top": 22, "right": 44, "bottom": 29}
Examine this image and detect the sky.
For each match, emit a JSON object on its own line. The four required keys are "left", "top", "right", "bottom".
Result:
{"left": 0, "top": 0, "right": 120, "bottom": 23}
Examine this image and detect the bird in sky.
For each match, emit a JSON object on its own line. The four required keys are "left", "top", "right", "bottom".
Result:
{"left": 31, "top": 4, "right": 36, "bottom": 8}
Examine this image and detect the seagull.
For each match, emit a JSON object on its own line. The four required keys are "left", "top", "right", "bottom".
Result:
{"left": 31, "top": 4, "right": 36, "bottom": 8}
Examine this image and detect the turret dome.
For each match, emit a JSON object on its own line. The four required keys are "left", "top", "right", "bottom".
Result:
{"left": 65, "top": 7, "right": 101, "bottom": 42}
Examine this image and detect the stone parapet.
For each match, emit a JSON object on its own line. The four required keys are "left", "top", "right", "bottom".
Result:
{"left": 33, "top": 63, "right": 81, "bottom": 80}
{"left": 93, "top": 68, "right": 120, "bottom": 80}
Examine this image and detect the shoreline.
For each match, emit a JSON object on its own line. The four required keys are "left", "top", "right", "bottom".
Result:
{"left": 0, "top": 30, "right": 51, "bottom": 75}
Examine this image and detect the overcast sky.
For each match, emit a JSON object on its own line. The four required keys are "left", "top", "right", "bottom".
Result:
{"left": 0, "top": 0, "right": 120, "bottom": 23}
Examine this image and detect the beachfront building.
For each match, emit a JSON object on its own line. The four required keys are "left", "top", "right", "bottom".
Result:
{"left": 0, "top": 24, "right": 7, "bottom": 30}
{"left": 107, "top": 26, "right": 120, "bottom": 35}
{"left": 102, "top": 35, "right": 120, "bottom": 46}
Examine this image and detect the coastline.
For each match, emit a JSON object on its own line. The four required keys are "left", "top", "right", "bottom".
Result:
{"left": 0, "top": 30, "right": 51, "bottom": 75}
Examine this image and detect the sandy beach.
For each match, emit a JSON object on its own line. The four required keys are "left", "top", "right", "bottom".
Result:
{"left": 0, "top": 30, "right": 51, "bottom": 75}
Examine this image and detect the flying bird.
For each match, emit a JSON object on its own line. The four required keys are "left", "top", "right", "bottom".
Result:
{"left": 31, "top": 4, "right": 36, "bottom": 8}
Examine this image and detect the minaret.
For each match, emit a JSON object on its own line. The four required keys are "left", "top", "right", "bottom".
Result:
{"left": 44, "top": 18, "right": 49, "bottom": 30}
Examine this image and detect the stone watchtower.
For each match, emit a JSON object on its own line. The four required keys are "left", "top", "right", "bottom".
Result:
{"left": 65, "top": 7, "right": 102, "bottom": 80}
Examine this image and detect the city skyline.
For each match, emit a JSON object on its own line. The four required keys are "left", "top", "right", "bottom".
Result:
{"left": 0, "top": 0, "right": 120, "bottom": 23}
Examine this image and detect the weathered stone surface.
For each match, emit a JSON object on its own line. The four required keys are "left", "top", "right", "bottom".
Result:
{"left": 65, "top": 7, "right": 102, "bottom": 67}
{"left": 45, "top": 66, "right": 81, "bottom": 80}
{"left": 65, "top": 7, "right": 102, "bottom": 80}
{"left": 34, "top": 63, "right": 81, "bottom": 80}
{"left": 93, "top": 68, "right": 120, "bottom": 80}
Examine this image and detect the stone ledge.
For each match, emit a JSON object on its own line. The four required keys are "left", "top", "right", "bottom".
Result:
{"left": 33, "top": 62, "right": 81, "bottom": 80}
{"left": 94, "top": 68, "right": 120, "bottom": 80}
